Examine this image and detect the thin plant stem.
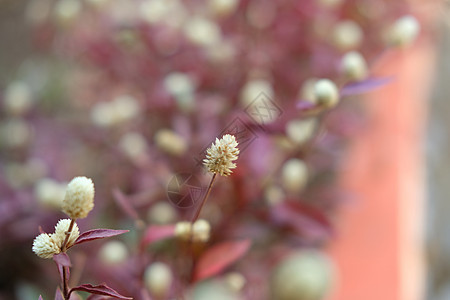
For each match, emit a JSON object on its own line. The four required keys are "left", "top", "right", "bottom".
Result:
{"left": 61, "top": 218, "right": 75, "bottom": 252}
{"left": 191, "top": 173, "right": 217, "bottom": 223}
{"left": 62, "top": 266, "right": 69, "bottom": 300}
{"left": 60, "top": 218, "right": 75, "bottom": 300}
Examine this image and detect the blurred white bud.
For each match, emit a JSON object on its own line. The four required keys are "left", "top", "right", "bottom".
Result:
{"left": 332, "top": 20, "right": 363, "bottom": 51}
{"left": 174, "top": 221, "right": 192, "bottom": 241}
{"left": 208, "top": 0, "right": 239, "bottom": 17}
{"left": 299, "top": 78, "right": 318, "bottom": 104}
{"left": 91, "top": 95, "right": 140, "bottom": 128}
{"left": 4, "top": 159, "right": 46, "bottom": 189}
{"left": 35, "top": 178, "right": 66, "bottom": 210}
{"left": 3, "top": 81, "right": 33, "bottom": 116}
{"left": 264, "top": 184, "right": 285, "bottom": 206}
{"left": 205, "top": 40, "right": 236, "bottom": 64}
{"left": 387, "top": 15, "right": 420, "bottom": 47}
{"left": 239, "top": 79, "right": 274, "bottom": 107}
{"left": 154, "top": 129, "right": 187, "bottom": 156}
{"left": 281, "top": 159, "right": 308, "bottom": 194}
{"left": 313, "top": 79, "right": 339, "bottom": 108}
{"left": 62, "top": 176, "right": 95, "bottom": 219}
{"left": 99, "top": 240, "right": 129, "bottom": 265}
{"left": 163, "top": 72, "right": 196, "bottom": 112}
{"left": 85, "top": 0, "right": 109, "bottom": 8}
{"left": 147, "top": 202, "right": 177, "bottom": 225}
{"left": 145, "top": 262, "right": 173, "bottom": 299}
{"left": 184, "top": 17, "right": 222, "bottom": 47}
{"left": 340, "top": 51, "right": 368, "bottom": 81}
{"left": 53, "top": 0, "right": 81, "bottom": 25}
{"left": 225, "top": 272, "right": 246, "bottom": 292}
{"left": 286, "top": 118, "right": 317, "bottom": 145}
{"left": 1, "top": 118, "right": 32, "bottom": 149}
{"left": 270, "top": 251, "right": 334, "bottom": 300}
{"left": 139, "top": 0, "right": 186, "bottom": 27}
{"left": 192, "top": 219, "right": 211, "bottom": 243}
{"left": 119, "top": 132, "right": 148, "bottom": 161}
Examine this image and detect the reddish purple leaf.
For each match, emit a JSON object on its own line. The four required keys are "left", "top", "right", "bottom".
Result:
{"left": 75, "top": 229, "right": 129, "bottom": 245}
{"left": 87, "top": 295, "right": 109, "bottom": 300}
{"left": 55, "top": 288, "right": 63, "bottom": 300}
{"left": 39, "top": 296, "right": 43, "bottom": 300}
{"left": 340, "top": 77, "right": 393, "bottom": 97}
{"left": 193, "top": 239, "right": 252, "bottom": 282}
{"left": 53, "top": 253, "right": 71, "bottom": 267}
{"left": 296, "top": 100, "right": 317, "bottom": 112}
{"left": 69, "top": 284, "right": 132, "bottom": 300}
{"left": 112, "top": 188, "right": 139, "bottom": 220}
{"left": 272, "top": 201, "right": 333, "bottom": 240}
{"left": 141, "top": 225, "right": 175, "bottom": 248}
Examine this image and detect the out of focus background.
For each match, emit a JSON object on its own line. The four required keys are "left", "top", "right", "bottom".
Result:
{"left": 0, "top": 0, "right": 446, "bottom": 299}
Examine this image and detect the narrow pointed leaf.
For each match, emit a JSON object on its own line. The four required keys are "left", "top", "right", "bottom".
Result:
{"left": 55, "top": 288, "right": 63, "bottom": 300}
{"left": 39, "top": 296, "right": 43, "bottom": 300}
{"left": 75, "top": 229, "right": 129, "bottom": 245}
{"left": 340, "top": 77, "right": 393, "bottom": 96}
{"left": 141, "top": 225, "right": 175, "bottom": 248}
{"left": 112, "top": 188, "right": 139, "bottom": 220}
{"left": 193, "top": 239, "right": 252, "bottom": 282}
{"left": 69, "top": 284, "right": 132, "bottom": 300}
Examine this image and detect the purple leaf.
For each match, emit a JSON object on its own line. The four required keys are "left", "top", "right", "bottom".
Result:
{"left": 272, "top": 201, "right": 333, "bottom": 240}
{"left": 53, "top": 253, "right": 71, "bottom": 267}
{"left": 296, "top": 100, "right": 317, "bottom": 112}
{"left": 75, "top": 229, "right": 129, "bottom": 245}
{"left": 39, "top": 296, "right": 43, "bottom": 300}
{"left": 55, "top": 288, "right": 63, "bottom": 300}
{"left": 340, "top": 77, "right": 394, "bottom": 97}
{"left": 69, "top": 284, "right": 132, "bottom": 300}
{"left": 193, "top": 239, "right": 252, "bottom": 282}
{"left": 112, "top": 188, "right": 139, "bottom": 220}
{"left": 141, "top": 225, "right": 175, "bottom": 248}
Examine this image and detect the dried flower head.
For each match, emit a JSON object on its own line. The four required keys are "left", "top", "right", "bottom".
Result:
{"left": 62, "top": 176, "right": 95, "bottom": 219}
{"left": 32, "top": 233, "right": 60, "bottom": 259}
{"left": 53, "top": 219, "right": 80, "bottom": 249}
{"left": 203, "top": 134, "right": 239, "bottom": 176}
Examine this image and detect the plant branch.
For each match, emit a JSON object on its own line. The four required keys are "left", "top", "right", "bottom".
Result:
{"left": 191, "top": 173, "right": 217, "bottom": 223}
{"left": 61, "top": 218, "right": 75, "bottom": 252}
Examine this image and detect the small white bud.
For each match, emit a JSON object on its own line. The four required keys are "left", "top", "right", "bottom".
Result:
{"left": 208, "top": 0, "right": 239, "bottom": 17}
{"left": 299, "top": 78, "right": 318, "bottom": 104}
{"left": 144, "top": 262, "right": 173, "bottom": 299}
{"left": 119, "top": 132, "right": 148, "bottom": 161}
{"left": 154, "top": 129, "right": 187, "bottom": 156}
{"left": 286, "top": 118, "right": 317, "bottom": 145}
{"left": 332, "top": 20, "right": 363, "bottom": 51}
{"left": 183, "top": 17, "right": 222, "bottom": 47}
{"left": 225, "top": 272, "right": 246, "bottom": 292}
{"left": 32, "top": 233, "right": 60, "bottom": 259}
{"left": 147, "top": 202, "right": 177, "bottom": 225}
{"left": 264, "top": 185, "right": 285, "bottom": 206}
{"left": 240, "top": 79, "right": 274, "bottom": 107}
{"left": 53, "top": 0, "right": 81, "bottom": 25}
{"left": 1, "top": 118, "right": 32, "bottom": 149}
{"left": 270, "top": 251, "right": 334, "bottom": 300}
{"left": 62, "top": 176, "right": 95, "bottom": 219}
{"left": 192, "top": 219, "right": 211, "bottom": 243}
{"left": 387, "top": 15, "right": 420, "bottom": 47}
{"left": 35, "top": 178, "right": 66, "bottom": 210}
{"left": 174, "top": 221, "right": 192, "bottom": 241}
{"left": 281, "top": 159, "right": 308, "bottom": 194}
{"left": 340, "top": 51, "right": 368, "bottom": 81}
{"left": 99, "top": 240, "right": 129, "bottom": 265}
{"left": 3, "top": 81, "right": 33, "bottom": 116}
{"left": 314, "top": 79, "right": 339, "bottom": 108}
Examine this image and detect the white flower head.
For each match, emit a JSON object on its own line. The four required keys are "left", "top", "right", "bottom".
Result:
{"left": 192, "top": 219, "right": 211, "bottom": 242}
{"left": 53, "top": 219, "right": 80, "bottom": 249}
{"left": 62, "top": 176, "right": 95, "bottom": 219}
{"left": 203, "top": 134, "right": 239, "bottom": 176}
{"left": 32, "top": 233, "right": 60, "bottom": 259}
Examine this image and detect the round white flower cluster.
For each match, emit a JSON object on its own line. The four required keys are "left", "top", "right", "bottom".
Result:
{"left": 203, "top": 134, "right": 240, "bottom": 176}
